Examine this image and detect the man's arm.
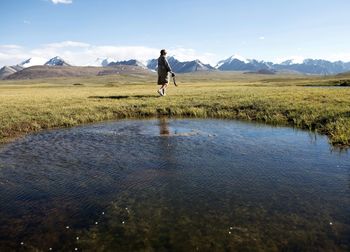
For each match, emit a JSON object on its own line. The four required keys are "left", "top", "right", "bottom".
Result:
{"left": 164, "top": 58, "right": 176, "bottom": 78}
{"left": 164, "top": 58, "right": 172, "bottom": 73}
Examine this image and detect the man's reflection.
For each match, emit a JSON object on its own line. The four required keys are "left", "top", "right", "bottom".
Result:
{"left": 157, "top": 118, "right": 177, "bottom": 168}
{"left": 159, "top": 118, "right": 170, "bottom": 136}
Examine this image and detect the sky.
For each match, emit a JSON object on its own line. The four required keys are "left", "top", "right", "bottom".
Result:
{"left": 1, "top": 0, "right": 350, "bottom": 66}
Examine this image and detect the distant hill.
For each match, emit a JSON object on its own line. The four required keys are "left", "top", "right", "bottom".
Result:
{"left": 337, "top": 71, "right": 350, "bottom": 77}
{"left": 97, "top": 65, "right": 152, "bottom": 76}
{"left": 4, "top": 65, "right": 152, "bottom": 80}
{"left": 0, "top": 56, "right": 71, "bottom": 79}
{"left": 244, "top": 69, "right": 277, "bottom": 75}
{"left": 0, "top": 66, "right": 23, "bottom": 79}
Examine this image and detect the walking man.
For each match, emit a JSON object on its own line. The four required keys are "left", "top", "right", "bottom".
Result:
{"left": 157, "top": 49, "right": 175, "bottom": 96}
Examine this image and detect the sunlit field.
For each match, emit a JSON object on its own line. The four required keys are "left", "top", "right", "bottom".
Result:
{"left": 1, "top": 72, "right": 349, "bottom": 146}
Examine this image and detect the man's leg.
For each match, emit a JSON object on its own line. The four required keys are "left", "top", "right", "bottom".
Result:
{"left": 157, "top": 87, "right": 163, "bottom": 96}
{"left": 161, "top": 84, "right": 168, "bottom": 96}
{"left": 158, "top": 83, "right": 167, "bottom": 96}
{"left": 158, "top": 84, "right": 165, "bottom": 96}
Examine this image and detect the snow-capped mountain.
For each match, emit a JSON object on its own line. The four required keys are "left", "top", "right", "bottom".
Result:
{"left": 215, "top": 56, "right": 350, "bottom": 75}
{"left": 280, "top": 59, "right": 301, "bottom": 65}
{"left": 175, "top": 59, "right": 215, "bottom": 72}
{"left": 44, "top": 56, "right": 70, "bottom": 66}
{"left": 146, "top": 58, "right": 158, "bottom": 70}
{"left": 215, "top": 55, "right": 249, "bottom": 69}
{"left": 147, "top": 56, "right": 215, "bottom": 73}
{"left": 216, "top": 55, "right": 273, "bottom": 71}
{"left": 94, "top": 57, "right": 116, "bottom": 67}
{"left": 167, "top": 56, "right": 186, "bottom": 72}
{"left": 273, "top": 59, "right": 350, "bottom": 75}
{"left": 19, "top": 57, "right": 47, "bottom": 68}
{"left": 108, "top": 59, "right": 147, "bottom": 68}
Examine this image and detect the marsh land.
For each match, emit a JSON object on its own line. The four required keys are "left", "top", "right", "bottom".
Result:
{"left": 0, "top": 71, "right": 349, "bottom": 146}
{"left": 1, "top": 72, "right": 350, "bottom": 251}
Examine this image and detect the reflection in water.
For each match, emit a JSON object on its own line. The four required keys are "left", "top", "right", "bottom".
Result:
{"left": 159, "top": 118, "right": 170, "bottom": 136}
{"left": 158, "top": 118, "right": 177, "bottom": 171}
{"left": 0, "top": 119, "right": 349, "bottom": 251}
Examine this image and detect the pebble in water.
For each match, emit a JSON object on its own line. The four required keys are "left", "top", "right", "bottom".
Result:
{"left": 49, "top": 248, "right": 52, "bottom": 251}
{"left": 95, "top": 222, "right": 98, "bottom": 225}
{"left": 102, "top": 212, "right": 105, "bottom": 215}
{"left": 122, "top": 221, "right": 125, "bottom": 224}
{"left": 20, "top": 242, "right": 24, "bottom": 245}
{"left": 66, "top": 226, "right": 70, "bottom": 229}
{"left": 76, "top": 237, "right": 79, "bottom": 240}
{"left": 330, "top": 222, "right": 333, "bottom": 225}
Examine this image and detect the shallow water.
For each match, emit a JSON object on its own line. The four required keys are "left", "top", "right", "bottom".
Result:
{"left": 0, "top": 119, "right": 349, "bottom": 251}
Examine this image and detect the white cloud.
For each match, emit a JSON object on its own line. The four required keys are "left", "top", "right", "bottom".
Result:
{"left": 86, "top": 45, "right": 160, "bottom": 65}
{"left": 0, "top": 45, "right": 23, "bottom": 49}
{"left": 259, "top": 36, "right": 265, "bottom": 40}
{"left": 275, "top": 56, "right": 305, "bottom": 64}
{"left": 274, "top": 54, "right": 350, "bottom": 64}
{"left": 0, "top": 41, "right": 218, "bottom": 67}
{"left": 0, "top": 45, "right": 26, "bottom": 65}
{"left": 233, "top": 54, "right": 249, "bottom": 63}
{"left": 51, "top": 0, "right": 72, "bottom": 4}
{"left": 168, "top": 47, "right": 219, "bottom": 65}
{"left": 2, "top": 41, "right": 350, "bottom": 68}
{"left": 44, "top": 41, "right": 90, "bottom": 48}
{"left": 325, "top": 53, "right": 350, "bottom": 62}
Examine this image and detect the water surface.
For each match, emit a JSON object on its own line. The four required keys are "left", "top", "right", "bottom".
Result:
{"left": 0, "top": 119, "right": 349, "bottom": 251}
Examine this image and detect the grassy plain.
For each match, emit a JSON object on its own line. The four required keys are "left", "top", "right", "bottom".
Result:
{"left": 0, "top": 71, "right": 349, "bottom": 146}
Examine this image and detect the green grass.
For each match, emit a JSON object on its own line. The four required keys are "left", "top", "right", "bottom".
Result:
{"left": 0, "top": 72, "right": 350, "bottom": 147}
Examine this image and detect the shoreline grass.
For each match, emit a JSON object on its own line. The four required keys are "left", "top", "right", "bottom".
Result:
{"left": 1, "top": 73, "right": 350, "bottom": 147}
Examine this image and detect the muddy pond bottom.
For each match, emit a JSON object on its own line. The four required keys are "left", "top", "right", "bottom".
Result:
{"left": 0, "top": 119, "right": 349, "bottom": 251}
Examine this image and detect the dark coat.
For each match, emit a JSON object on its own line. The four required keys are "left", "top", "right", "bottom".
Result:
{"left": 157, "top": 55, "right": 172, "bottom": 85}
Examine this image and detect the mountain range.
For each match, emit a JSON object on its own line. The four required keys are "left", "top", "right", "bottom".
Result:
{"left": 146, "top": 57, "right": 215, "bottom": 73}
{"left": 1, "top": 55, "right": 350, "bottom": 80}
{"left": 215, "top": 56, "right": 350, "bottom": 75}
{"left": 108, "top": 59, "right": 147, "bottom": 69}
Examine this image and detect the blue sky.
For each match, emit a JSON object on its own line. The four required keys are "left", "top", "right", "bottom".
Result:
{"left": 1, "top": 0, "right": 350, "bottom": 66}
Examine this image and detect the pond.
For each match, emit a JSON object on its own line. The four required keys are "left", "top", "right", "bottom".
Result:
{"left": 0, "top": 119, "right": 349, "bottom": 251}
